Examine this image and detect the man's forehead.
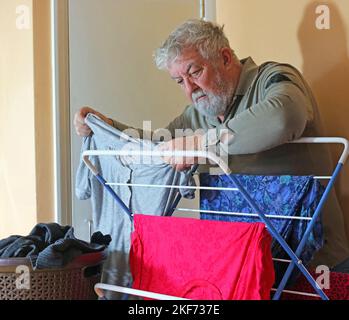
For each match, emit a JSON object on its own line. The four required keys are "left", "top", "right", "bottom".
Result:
{"left": 169, "top": 50, "right": 205, "bottom": 75}
{"left": 176, "top": 48, "right": 204, "bottom": 63}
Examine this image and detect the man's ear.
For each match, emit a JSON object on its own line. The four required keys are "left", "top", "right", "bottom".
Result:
{"left": 220, "top": 47, "right": 233, "bottom": 67}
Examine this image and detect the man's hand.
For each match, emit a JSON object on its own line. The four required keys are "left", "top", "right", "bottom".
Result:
{"left": 74, "top": 106, "right": 113, "bottom": 137}
{"left": 157, "top": 135, "right": 204, "bottom": 171}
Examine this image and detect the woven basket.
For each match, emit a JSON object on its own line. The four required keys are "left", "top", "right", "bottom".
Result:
{"left": 0, "top": 251, "right": 105, "bottom": 300}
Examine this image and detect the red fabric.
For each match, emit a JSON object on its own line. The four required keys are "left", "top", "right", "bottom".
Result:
{"left": 130, "top": 215, "right": 275, "bottom": 300}
{"left": 282, "top": 270, "right": 349, "bottom": 300}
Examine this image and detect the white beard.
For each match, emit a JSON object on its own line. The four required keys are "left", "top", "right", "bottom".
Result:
{"left": 193, "top": 91, "right": 230, "bottom": 117}
{"left": 192, "top": 74, "right": 235, "bottom": 118}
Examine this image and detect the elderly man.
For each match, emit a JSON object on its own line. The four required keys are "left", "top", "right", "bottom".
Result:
{"left": 74, "top": 20, "right": 349, "bottom": 273}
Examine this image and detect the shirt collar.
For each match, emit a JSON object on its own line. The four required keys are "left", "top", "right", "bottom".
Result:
{"left": 206, "top": 57, "right": 259, "bottom": 126}
{"left": 234, "top": 56, "right": 259, "bottom": 96}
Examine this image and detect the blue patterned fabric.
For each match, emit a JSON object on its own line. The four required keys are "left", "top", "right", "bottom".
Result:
{"left": 200, "top": 174, "right": 325, "bottom": 286}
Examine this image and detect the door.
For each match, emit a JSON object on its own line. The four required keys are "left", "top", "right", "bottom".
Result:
{"left": 69, "top": 0, "right": 201, "bottom": 240}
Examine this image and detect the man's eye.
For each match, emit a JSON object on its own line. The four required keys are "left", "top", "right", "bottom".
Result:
{"left": 176, "top": 79, "right": 184, "bottom": 85}
{"left": 191, "top": 69, "right": 203, "bottom": 77}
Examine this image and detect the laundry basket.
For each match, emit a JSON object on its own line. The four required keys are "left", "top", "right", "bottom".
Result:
{"left": 0, "top": 251, "right": 106, "bottom": 300}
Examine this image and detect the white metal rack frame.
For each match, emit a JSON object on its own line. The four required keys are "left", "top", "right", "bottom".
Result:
{"left": 82, "top": 137, "right": 348, "bottom": 300}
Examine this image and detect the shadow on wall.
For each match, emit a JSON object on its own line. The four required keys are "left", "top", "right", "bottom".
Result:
{"left": 298, "top": 1, "right": 349, "bottom": 239}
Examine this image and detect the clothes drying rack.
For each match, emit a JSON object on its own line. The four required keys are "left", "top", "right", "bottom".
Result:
{"left": 82, "top": 137, "right": 349, "bottom": 300}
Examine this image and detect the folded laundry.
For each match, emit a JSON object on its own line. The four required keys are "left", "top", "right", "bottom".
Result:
{"left": 0, "top": 223, "right": 111, "bottom": 269}
{"left": 130, "top": 214, "right": 275, "bottom": 300}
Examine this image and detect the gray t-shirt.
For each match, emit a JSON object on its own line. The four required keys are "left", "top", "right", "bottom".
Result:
{"left": 76, "top": 114, "right": 197, "bottom": 298}
{"left": 76, "top": 114, "right": 196, "bottom": 253}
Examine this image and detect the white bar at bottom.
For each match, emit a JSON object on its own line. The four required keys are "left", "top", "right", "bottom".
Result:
{"left": 271, "top": 288, "right": 321, "bottom": 298}
{"left": 94, "top": 283, "right": 189, "bottom": 300}
{"left": 95, "top": 283, "right": 321, "bottom": 300}
{"left": 273, "top": 258, "right": 292, "bottom": 263}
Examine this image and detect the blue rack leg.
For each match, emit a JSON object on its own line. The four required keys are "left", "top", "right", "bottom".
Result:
{"left": 166, "top": 164, "right": 198, "bottom": 216}
{"left": 166, "top": 192, "right": 182, "bottom": 216}
{"left": 95, "top": 173, "right": 133, "bottom": 300}
{"left": 225, "top": 174, "right": 329, "bottom": 300}
{"left": 95, "top": 174, "right": 133, "bottom": 220}
{"left": 273, "top": 163, "right": 343, "bottom": 300}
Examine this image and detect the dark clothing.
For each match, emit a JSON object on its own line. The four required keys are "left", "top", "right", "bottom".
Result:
{"left": 0, "top": 223, "right": 111, "bottom": 269}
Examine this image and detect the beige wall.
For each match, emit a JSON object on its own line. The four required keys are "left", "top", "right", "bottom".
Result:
{"left": 0, "top": 0, "right": 36, "bottom": 238}
{"left": 216, "top": 0, "right": 349, "bottom": 237}
{"left": 0, "top": 0, "right": 54, "bottom": 238}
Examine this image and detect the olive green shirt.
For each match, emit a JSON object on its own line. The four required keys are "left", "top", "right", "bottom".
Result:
{"left": 167, "top": 57, "right": 322, "bottom": 174}
{"left": 111, "top": 57, "right": 349, "bottom": 268}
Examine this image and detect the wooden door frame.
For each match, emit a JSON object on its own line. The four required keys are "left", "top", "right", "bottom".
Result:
{"left": 51, "top": 0, "right": 72, "bottom": 225}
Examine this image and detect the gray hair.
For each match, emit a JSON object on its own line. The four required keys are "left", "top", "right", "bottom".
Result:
{"left": 154, "top": 19, "right": 236, "bottom": 70}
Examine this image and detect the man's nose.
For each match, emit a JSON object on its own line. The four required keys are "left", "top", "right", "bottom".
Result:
{"left": 183, "top": 78, "right": 199, "bottom": 99}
